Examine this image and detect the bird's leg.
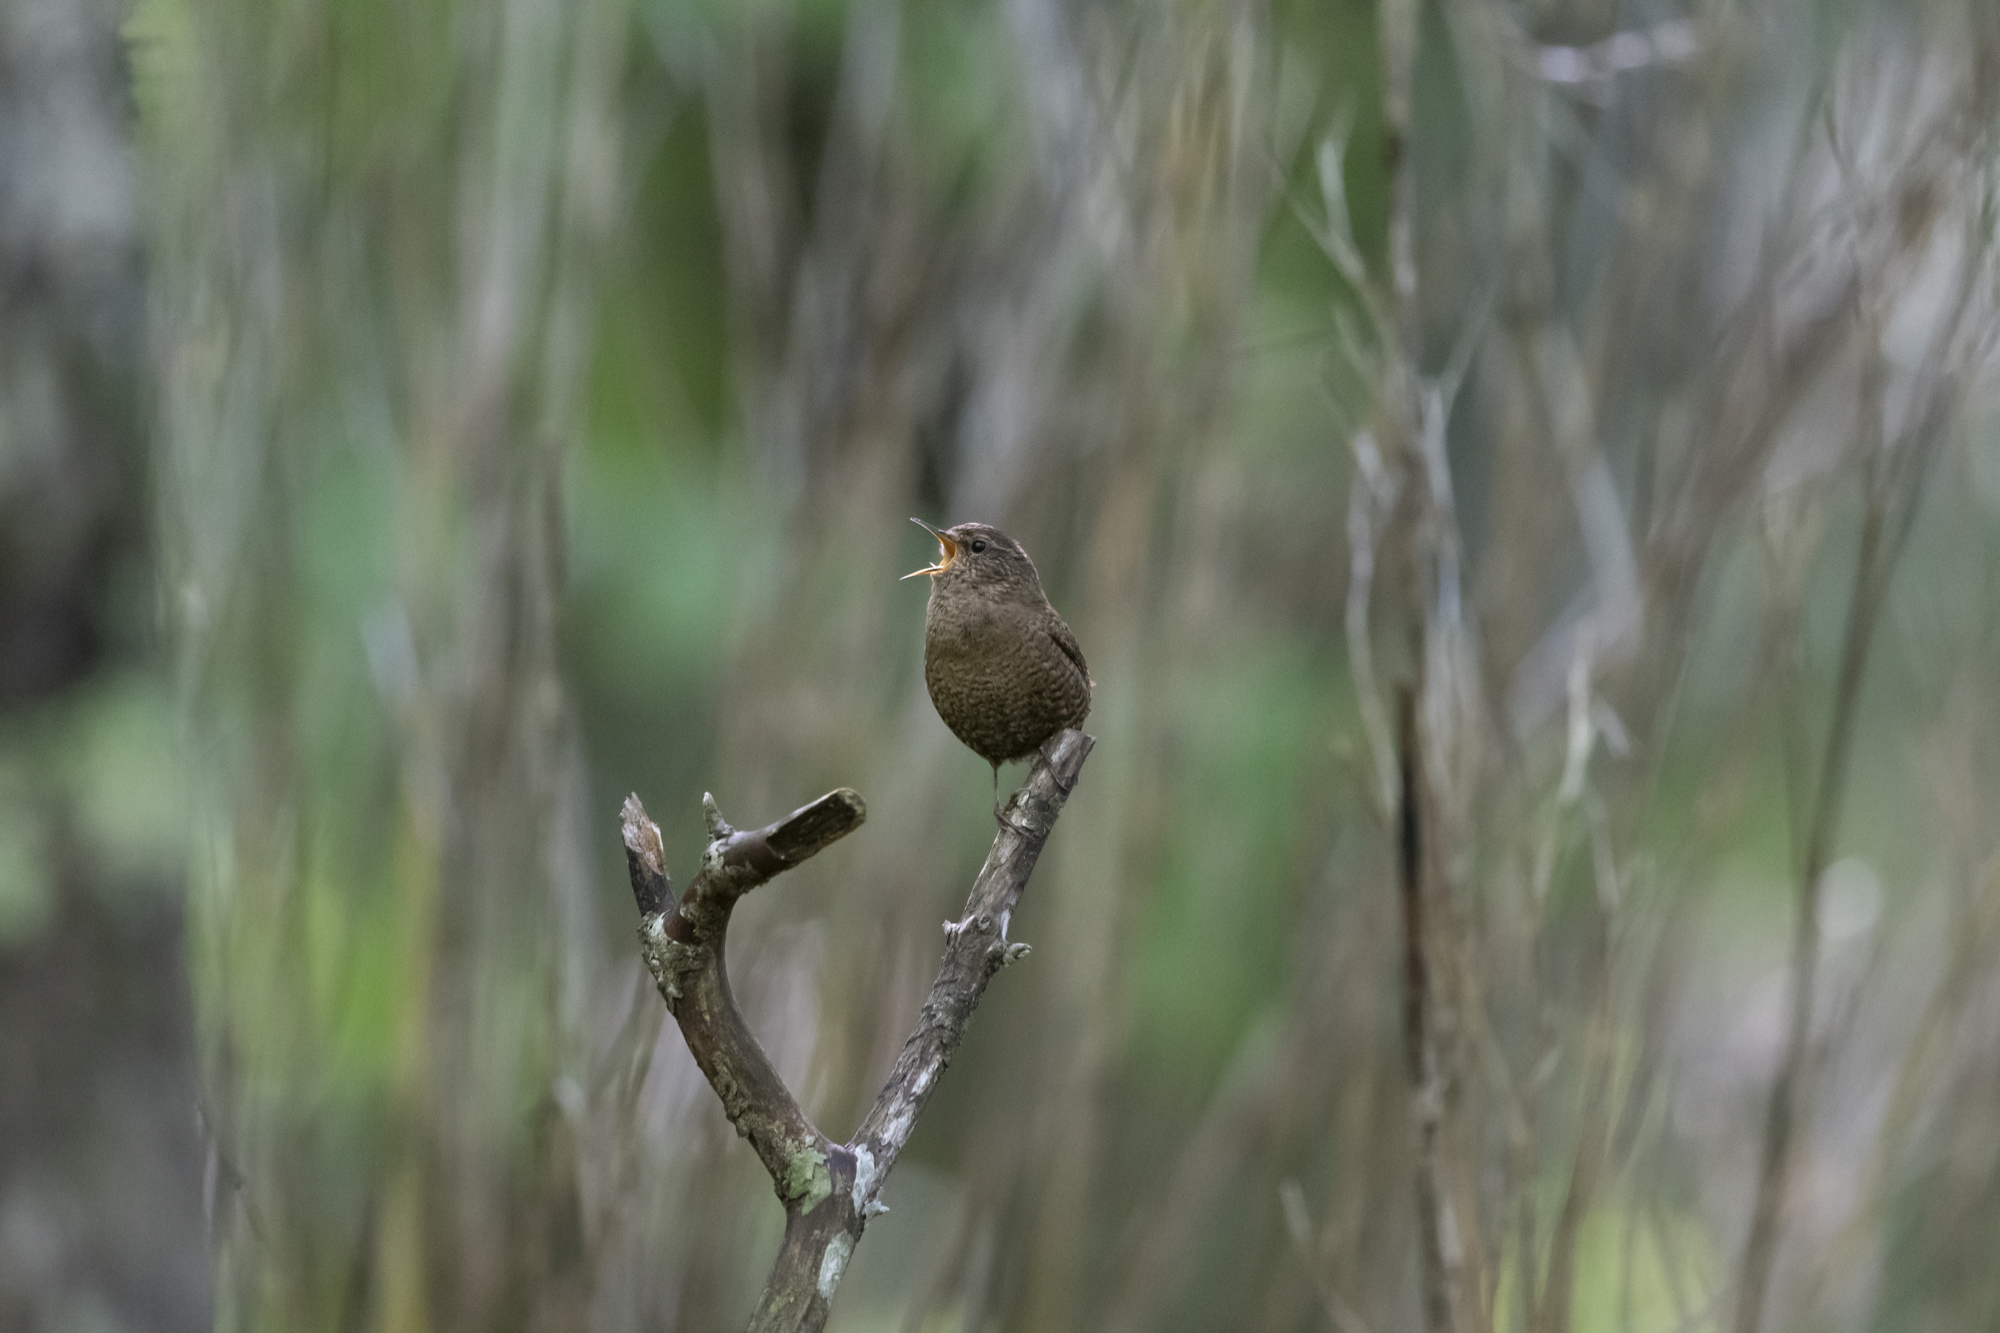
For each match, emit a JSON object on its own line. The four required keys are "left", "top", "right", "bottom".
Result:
{"left": 993, "top": 762, "right": 1040, "bottom": 834}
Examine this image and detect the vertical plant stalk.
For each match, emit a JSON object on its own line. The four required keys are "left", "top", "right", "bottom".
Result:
{"left": 1399, "top": 690, "right": 1455, "bottom": 1333}
{"left": 1377, "top": 0, "right": 1420, "bottom": 359}
{"left": 1536, "top": 818, "right": 1618, "bottom": 1333}
{"left": 1727, "top": 49, "right": 1990, "bottom": 1333}
{"left": 621, "top": 730, "right": 1093, "bottom": 1333}
{"left": 1731, "top": 484, "right": 1894, "bottom": 1333}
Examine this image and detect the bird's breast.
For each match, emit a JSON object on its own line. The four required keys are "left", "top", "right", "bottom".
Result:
{"left": 923, "top": 590, "right": 1003, "bottom": 651}
{"left": 921, "top": 593, "right": 1090, "bottom": 766}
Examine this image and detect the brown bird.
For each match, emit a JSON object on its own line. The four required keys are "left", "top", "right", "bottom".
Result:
{"left": 903, "top": 519, "right": 1091, "bottom": 815}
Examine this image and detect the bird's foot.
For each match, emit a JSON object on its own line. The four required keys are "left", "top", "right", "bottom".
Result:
{"left": 993, "top": 792, "right": 1036, "bottom": 836}
{"left": 993, "top": 941, "right": 1032, "bottom": 967}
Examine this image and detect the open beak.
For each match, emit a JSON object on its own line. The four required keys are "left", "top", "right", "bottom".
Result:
{"left": 901, "top": 518, "right": 959, "bottom": 579}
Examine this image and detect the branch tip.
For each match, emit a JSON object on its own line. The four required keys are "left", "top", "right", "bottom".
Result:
{"left": 620, "top": 794, "right": 672, "bottom": 914}
{"left": 763, "top": 787, "right": 867, "bottom": 864}
{"left": 702, "top": 792, "right": 730, "bottom": 841}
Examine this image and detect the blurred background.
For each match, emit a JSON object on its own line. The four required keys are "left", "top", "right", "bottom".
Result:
{"left": 5, "top": 0, "right": 2000, "bottom": 1329}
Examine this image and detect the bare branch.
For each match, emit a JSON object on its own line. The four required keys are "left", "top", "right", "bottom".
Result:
{"left": 621, "top": 730, "right": 1093, "bottom": 1333}
{"left": 625, "top": 787, "right": 865, "bottom": 1209}
{"left": 854, "top": 730, "right": 1095, "bottom": 1172}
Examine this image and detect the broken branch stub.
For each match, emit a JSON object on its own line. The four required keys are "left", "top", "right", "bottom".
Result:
{"left": 623, "top": 786, "right": 864, "bottom": 1220}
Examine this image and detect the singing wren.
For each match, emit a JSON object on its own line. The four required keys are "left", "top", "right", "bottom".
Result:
{"left": 903, "top": 519, "right": 1091, "bottom": 810}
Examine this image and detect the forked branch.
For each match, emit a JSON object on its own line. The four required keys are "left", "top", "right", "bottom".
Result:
{"left": 621, "top": 729, "right": 1095, "bottom": 1333}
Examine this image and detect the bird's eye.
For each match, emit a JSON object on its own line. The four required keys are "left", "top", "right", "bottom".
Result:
{"left": 970, "top": 540, "right": 987, "bottom": 553}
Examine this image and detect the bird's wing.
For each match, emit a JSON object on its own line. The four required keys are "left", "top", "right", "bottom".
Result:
{"left": 1048, "top": 620, "right": 1091, "bottom": 686}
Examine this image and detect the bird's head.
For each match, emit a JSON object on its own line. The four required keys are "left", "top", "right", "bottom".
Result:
{"left": 902, "top": 519, "right": 1043, "bottom": 598}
